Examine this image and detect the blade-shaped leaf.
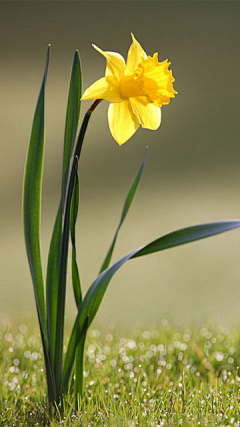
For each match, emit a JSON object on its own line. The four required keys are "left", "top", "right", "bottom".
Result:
{"left": 46, "top": 203, "right": 62, "bottom": 361}
{"left": 131, "top": 221, "right": 240, "bottom": 258}
{"left": 54, "top": 157, "right": 77, "bottom": 390}
{"left": 23, "top": 45, "right": 57, "bottom": 402}
{"left": 46, "top": 51, "right": 81, "bottom": 382}
{"left": 62, "top": 51, "right": 82, "bottom": 207}
{"left": 63, "top": 219, "right": 240, "bottom": 387}
{"left": 23, "top": 45, "right": 51, "bottom": 340}
{"left": 74, "top": 316, "right": 89, "bottom": 400}
{"left": 56, "top": 101, "right": 102, "bottom": 391}
{"left": 99, "top": 147, "right": 148, "bottom": 274}
{"left": 70, "top": 169, "right": 82, "bottom": 307}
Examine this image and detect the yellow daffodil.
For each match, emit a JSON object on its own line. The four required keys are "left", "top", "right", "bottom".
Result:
{"left": 82, "top": 34, "right": 177, "bottom": 145}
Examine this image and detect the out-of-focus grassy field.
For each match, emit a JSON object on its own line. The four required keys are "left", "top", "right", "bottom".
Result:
{"left": 1, "top": 319, "right": 240, "bottom": 426}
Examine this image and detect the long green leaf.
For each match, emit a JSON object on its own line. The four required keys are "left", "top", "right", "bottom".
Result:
{"left": 23, "top": 45, "right": 50, "bottom": 340}
{"left": 56, "top": 101, "right": 101, "bottom": 394}
{"left": 46, "top": 51, "right": 81, "bottom": 390}
{"left": 70, "top": 168, "right": 82, "bottom": 399}
{"left": 74, "top": 316, "right": 89, "bottom": 400}
{"left": 63, "top": 219, "right": 240, "bottom": 387}
{"left": 23, "top": 45, "right": 57, "bottom": 402}
{"left": 70, "top": 170, "right": 82, "bottom": 307}
{"left": 62, "top": 51, "right": 82, "bottom": 207}
{"left": 46, "top": 203, "right": 62, "bottom": 362}
{"left": 99, "top": 148, "right": 148, "bottom": 274}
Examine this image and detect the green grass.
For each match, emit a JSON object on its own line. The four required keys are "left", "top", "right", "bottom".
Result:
{"left": 0, "top": 319, "right": 240, "bottom": 427}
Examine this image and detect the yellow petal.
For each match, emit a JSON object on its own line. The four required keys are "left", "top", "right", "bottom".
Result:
{"left": 108, "top": 101, "right": 139, "bottom": 145}
{"left": 129, "top": 97, "right": 161, "bottom": 130}
{"left": 81, "top": 76, "right": 122, "bottom": 102}
{"left": 125, "top": 34, "right": 147, "bottom": 75}
{"left": 137, "top": 56, "right": 177, "bottom": 106}
{"left": 92, "top": 44, "right": 125, "bottom": 80}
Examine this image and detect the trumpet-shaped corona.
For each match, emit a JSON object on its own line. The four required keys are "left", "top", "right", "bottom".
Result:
{"left": 82, "top": 34, "right": 177, "bottom": 145}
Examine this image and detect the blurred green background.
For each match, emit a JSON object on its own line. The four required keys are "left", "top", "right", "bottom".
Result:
{"left": 1, "top": 1, "right": 240, "bottom": 329}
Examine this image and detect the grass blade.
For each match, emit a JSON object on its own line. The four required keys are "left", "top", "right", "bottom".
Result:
{"left": 99, "top": 148, "right": 148, "bottom": 274}
{"left": 63, "top": 219, "right": 240, "bottom": 387}
{"left": 23, "top": 45, "right": 51, "bottom": 340}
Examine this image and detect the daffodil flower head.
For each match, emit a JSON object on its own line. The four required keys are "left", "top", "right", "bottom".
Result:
{"left": 81, "top": 34, "right": 177, "bottom": 145}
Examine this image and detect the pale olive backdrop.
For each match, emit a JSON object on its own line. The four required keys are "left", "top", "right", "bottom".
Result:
{"left": 1, "top": 1, "right": 240, "bottom": 329}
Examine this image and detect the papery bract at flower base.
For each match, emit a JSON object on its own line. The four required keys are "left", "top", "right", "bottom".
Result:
{"left": 81, "top": 34, "right": 177, "bottom": 145}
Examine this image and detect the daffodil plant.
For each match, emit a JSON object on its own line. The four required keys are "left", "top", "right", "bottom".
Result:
{"left": 23, "top": 36, "right": 240, "bottom": 408}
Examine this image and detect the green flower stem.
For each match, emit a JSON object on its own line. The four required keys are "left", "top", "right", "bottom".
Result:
{"left": 54, "top": 99, "right": 102, "bottom": 397}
